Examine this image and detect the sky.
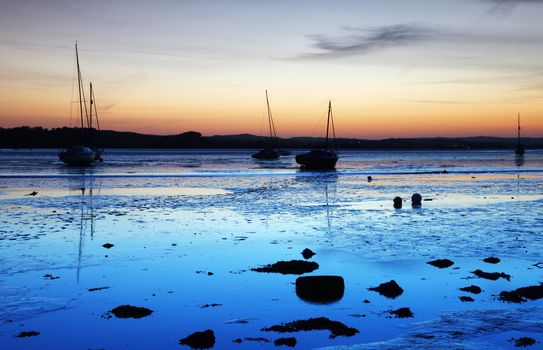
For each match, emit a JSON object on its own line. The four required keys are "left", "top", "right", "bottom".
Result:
{"left": 0, "top": 0, "right": 542, "bottom": 138}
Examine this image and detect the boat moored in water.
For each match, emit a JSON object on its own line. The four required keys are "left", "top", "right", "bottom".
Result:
{"left": 59, "top": 146, "right": 96, "bottom": 166}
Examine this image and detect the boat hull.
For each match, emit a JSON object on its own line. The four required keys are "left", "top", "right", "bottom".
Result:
{"left": 296, "top": 150, "right": 338, "bottom": 170}
{"left": 59, "top": 146, "right": 96, "bottom": 166}
{"left": 252, "top": 148, "right": 280, "bottom": 160}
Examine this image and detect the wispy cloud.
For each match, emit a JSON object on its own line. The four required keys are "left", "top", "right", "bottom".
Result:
{"left": 485, "top": 0, "right": 543, "bottom": 16}
{"left": 299, "top": 24, "right": 438, "bottom": 59}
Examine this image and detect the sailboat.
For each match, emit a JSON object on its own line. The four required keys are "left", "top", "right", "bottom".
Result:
{"left": 295, "top": 100, "right": 339, "bottom": 170}
{"left": 252, "top": 90, "right": 280, "bottom": 160}
{"left": 59, "top": 43, "right": 103, "bottom": 166}
{"left": 515, "top": 113, "right": 525, "bottom": 156}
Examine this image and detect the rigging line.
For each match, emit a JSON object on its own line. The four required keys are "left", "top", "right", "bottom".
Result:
{"left": 330, "top": 102, "right": 337, "bottom": 150}
{"left": 69, "top": 49, "right": 76, "bottom": 128}
{"left": 91, "top": 83, "right": 100, "bottom": 130}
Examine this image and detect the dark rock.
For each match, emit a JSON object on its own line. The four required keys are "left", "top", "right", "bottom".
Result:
{"left": 179, "top": 329, "right": 215, "bottom": 349}
{"left": 459, "top": 285, "right": 482, "bottom": 294}
{"left": 367, "top": 176, "right": 373, "bottom": 182}
{"left": 369, "top": 280, "right": 404, "bottom": 299}
{"left": 499, "top": 283, "right": 543, "bottom": 303}
{"left": 471, "top": 269, "right": 510, "bottom": 281}
{"left": 201, "top": 303, "right": 222, "bottom": 309}
{"left": 262, "top": 317, "right": 359, "bottom": 339}
{"left": 483, "top": 257, "right": 501, "bottom": 264}
{"left": 362, "top": 299, "right": 370, "bottom": 303}
{"left": 301, "top": 248, "right": 315, "bottom": 259}
{"left": 26, "top": 191, "right": 38, "bottom": 196}
{"left": 88, "top": 286, "right": 109, "bottom": 292}
{"left": 459, "top": 296, "right": 474, "bottom": 302}
{"left": 110, "top": 305, "right": 153, "bottom": 319}
{"left": 427, "top": 259, "right": 454, "bottom": 269}
{"left": 102, "top": 243, "right": 114, "bottom": 249}
{"left": 513, "top": 337, "right": 537, "bottom": 347}
{"left": 251, "top": 260, "right": 319, "bottom": 275}
{"left": 16, "top": 331, "right": 40, "bottom": 337}
{"left": 411, "top": 193, "right": 422, "bottom": 206}
{"left": 207, "top": 272, "right": 214, "bottom": 276}
{"left": 393, "top": 196, "right": 403, "bottom": 209}
{"left": 295, "top": 275, "right": 344, "bottom": 303}
{"left": 387, "top": 307, "right": 414, "bottom": 318}
{"left": 233, "top": 337, "right": 270, "bottom": 343}
{"left": 274, "top": 337, "right": 297, "bottom": 347}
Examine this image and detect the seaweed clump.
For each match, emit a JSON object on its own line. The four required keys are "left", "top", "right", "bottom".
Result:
{"left": 262, "top": 317, "right": 359, "bottom": 339}
{"left": 499, "top": 284, "right": 543, "bottom": 303}
{"left": 251, "top": 260, "right": 319, "bottom": 275}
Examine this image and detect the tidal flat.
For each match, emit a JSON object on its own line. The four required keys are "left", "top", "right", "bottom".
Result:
{"left": 0, "top": 149, "right": 542, "bottom": 349}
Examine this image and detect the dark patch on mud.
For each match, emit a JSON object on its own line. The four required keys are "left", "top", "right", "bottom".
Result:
{"left": 201, "top": 303, "right": 222, "bottom": 309}
{"left": 511, "top": 336, "right": 537, "bottom": 347}
{"left": 43, "top": 274, "right": 59, "bottom": 280}
{"left": 368, "top": 280, "right": 404, "bottom": 299}
{"left": 109, "top": 305, "right": 153, "bottom": 319}
{"left": 483, "top": 257, "right": 501, "bottom": 264}
{"left": 460, "top": 285, "right": 482, "bottom": 294}
{"left": 387, "top": 307, "right": 414, "bottom": 318}
{"left": 180, "top": 329, "right": 215, "bottom": 349}
{"left": 459, "top": 296, "right": 474, "bottom": 302}
{"left": 499, "top": 283, "right": 543, "bottom": 303}
{"left": 262, "top": 317, "right": 359, "bottom": 338}
{"left": 301, "top": 248, "right": 315, "bottom": 259}
{"left": 16, "top": 331, "right": 40, "bottom": 338}
{"left": 252, "top": 260, "right": 319, "bottom": 275}
{"left": 88, "top": 286, "right": 109, "bottom": 292}
{"left": 427, "top": 259, "right": 454, "bottom": 268}
{"left": 471, "top": 269, "right": 510, "bottom": 281}
{"left": 274, "top": 337, "right": 297, "bottom": 347}
{"left": 102, "top": 243, "right": 114, "bottom": 249}
{"left": 295, "top": 275, "right": 344, "bottom": 303}
{"left": 233, "top": 337, "right": 270, "bottom": 343}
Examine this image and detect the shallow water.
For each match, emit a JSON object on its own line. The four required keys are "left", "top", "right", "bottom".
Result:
{"left": 0, "top": 149, "right": 542, "bottom": 349}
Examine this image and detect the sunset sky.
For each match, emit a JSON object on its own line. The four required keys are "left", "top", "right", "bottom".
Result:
{"left": 1, "top": 0, "right": 542, "bottom": 138}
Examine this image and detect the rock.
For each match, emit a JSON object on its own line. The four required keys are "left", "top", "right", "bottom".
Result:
{"left": 102, "top": 243, "right": 114, "bottom": 249}
{"left": 295, "top": 275, "right": 344, "bottom": 303}
{"left": 88, "top": 286, "right": 109, "bottom": 292}
{"left": 459, "top": 296, "right": 474, "bottom": 302}
{"left": 262, "top": 317, "right": 359, "bottom": 339}
{"left": 427, "top": 259, "right": 454, "bottom": 269}
{"left": 411, "top": 193, "right": 422, "bottom": 206}
{"left": 179, "top": 329, "right": 215, "bottom": 349}
{"left": 367, "top": 176, "right": 373, "bottom": 182}
{"left": 459, "top": 285, "right": 482, "bottom": 294}
{"left": 110, "top": 305, "right": 153, "bottom": 319}
{"left": 393, "top": 196, "right": 403, "bottom": 209}
{"left": 25, "top": 191, "right": 38, "bottom": 196}
{"left": 498, "top": 283, "right": 543, "bottom": 303}
{"left": 369, "top": 280, "right": 404, "bottom": 299}
{"left": 16, "top": 331, "right": 40, "bottom": 337}
{"left": 471, "top": 269, "right": 510, "bottom": 281}
{"left": 387, "top": 307, "right": 414, "bottom": 318}
{"left": 483, "top": 257, "right": 501, "bottom": 264}
{"left": 43, "top": 274, "right": 59, "bottom": 280}
{"left": 512, "top": 337, "right": 537, "bottom": 347}
{"left": 274, "top": 337, "right": 297, "bottom": 347}
{"left": 251, "top": 260, "right": 319, "bottom": 275}
{"left": 301, "top": 248, "right": 316, "bottom": 259}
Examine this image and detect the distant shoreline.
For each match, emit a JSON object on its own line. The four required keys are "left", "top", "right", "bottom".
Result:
{"left": 1, "top": 126, "right": 542, "bottom": 150}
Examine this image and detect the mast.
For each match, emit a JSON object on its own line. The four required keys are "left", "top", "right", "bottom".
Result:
{"left": 265, "top": 90, "right": 278, "bottom": 147}
{"left": 517, "top": 113, "right": 521, "bottom": 148}
{"left": 89, "top": 83, "right": 93, "bottom": 129}
{"left": 75, "top": 43, "right": 84, "bottom": 129}
{"left": 325, "top": 100, "right": 331, "bottom": 150}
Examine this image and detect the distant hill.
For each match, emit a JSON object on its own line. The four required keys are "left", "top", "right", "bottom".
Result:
{"left": 1, "top": 126, "right": 542, "bottom": 150}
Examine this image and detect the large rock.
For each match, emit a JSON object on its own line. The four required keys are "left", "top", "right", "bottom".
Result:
{"left": 295, "top": 275, "right": 344, "bottom": 303}
{"left": 179, "top": 329, "right": 215, "bottom": 349}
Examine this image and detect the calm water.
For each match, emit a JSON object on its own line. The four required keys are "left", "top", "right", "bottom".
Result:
{"left": 0, "top": 149, "right": 542, "bottom": 349}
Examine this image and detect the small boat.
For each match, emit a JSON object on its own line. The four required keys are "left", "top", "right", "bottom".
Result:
{"left": 59, "top": 146, "right": 96, "bottom": 166}
{"left": 296, "top": 100, "right": 338, "bottom": 170}
{"left": 252, "top": 90, "right": 280, "bottom": 160}
{"left": 515, "top": 113, "right": 525, "bottom": 156}
{"left": 59, "top": 43, "right": 103, "bottom": 166}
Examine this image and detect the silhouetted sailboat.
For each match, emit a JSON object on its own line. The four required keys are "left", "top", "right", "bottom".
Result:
{"left": 59, "top": 43, "right": 103, "bottom": 166}
{"left": 296, "top": 100, "right": 338, "bottom": 170}
{"left": 252, "top": 90, "right": 280, "bottom": 160}
{"left": 515, "top": 113, "right": 525, "bottom": 156}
